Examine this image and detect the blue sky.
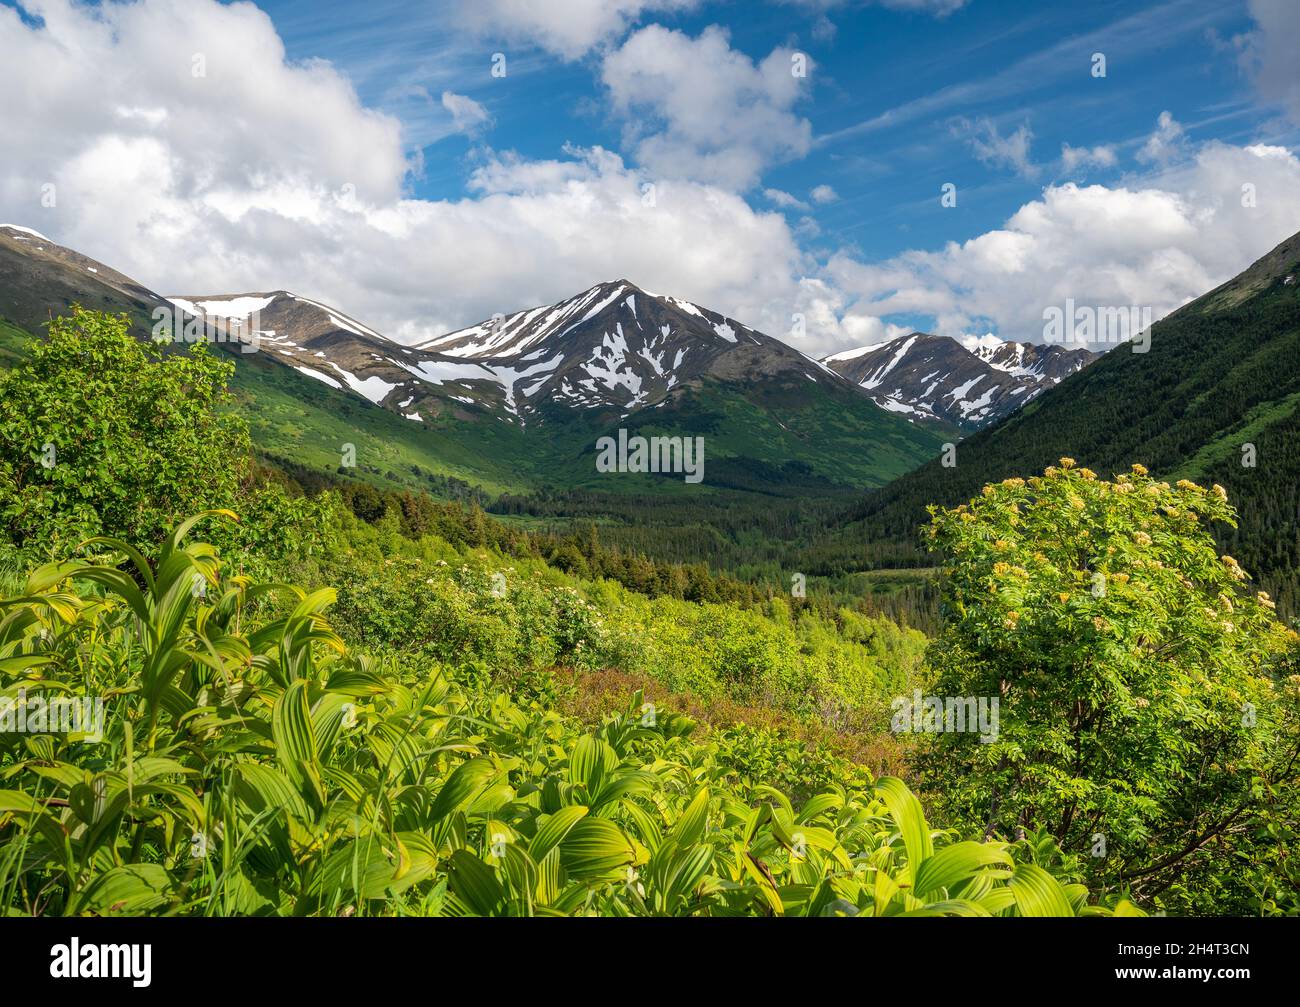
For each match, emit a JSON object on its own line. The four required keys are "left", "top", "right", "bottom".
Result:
{"left": 255, "top": 0, "right": 1289, "bottom": 264}
{"left": 3, "top": 0, "right": 1299, "bottom": 351}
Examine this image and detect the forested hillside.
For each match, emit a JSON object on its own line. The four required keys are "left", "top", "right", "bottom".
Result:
{"left": 838, "top": 229, "right": 1300, "bottom": 616}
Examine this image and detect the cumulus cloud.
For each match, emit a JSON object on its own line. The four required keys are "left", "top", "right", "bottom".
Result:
{"left": 827, "top": 142, "right": 1300, "bottom": 347}
{"left": 1137, "top": 111, "right": 1188, "bottom": 166}
{"left": 0, "top": 0, "right": 815, "bottom": 344}
{"left": 764, "top": 188, "right": 811, "bottom": 210}
{"left": 601, "top": 25, "right": 813, "bottom": 189}
{"left": 810, "top": 184, "right": 839, "bottom": 204}
{"left": 1060, "top": 143, "right": 1118, "bottom": 172}
{"left": 3, "top": 0, "right": 1299, "bottom": 368}
{"left": 440, "top": 91, "right": 493, "bottom": 136}
{"left": 0, "top": 0, "right": 407, "bottom": 208}
{"left": 451, "top": 0, "right": 700, "bottom": 60}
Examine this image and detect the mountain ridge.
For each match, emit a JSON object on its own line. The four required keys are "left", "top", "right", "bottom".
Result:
{"left": 822, "top": 330, "right": 1097, "bottom": 430}
{"left": 833, "top": 226, "right": 1300, "bottom": 615}
{"left": 0, "top": 224, "right": 950, "bottom": 495}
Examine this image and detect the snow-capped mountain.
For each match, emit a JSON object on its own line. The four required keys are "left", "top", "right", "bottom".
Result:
{"left": 1, "top": 223, "right": 172, "bottom": 325}
{"left": 163, "top": 290, "right": 514, "bottom": 423}
{"left": 415, "top": 280, "right": 841, "bottom": 419}
{"left": 822, "top": 331, "right": 1097, "bottom": 429}
{"left": 167, "top": 280, "right": 849, "bottom": 427}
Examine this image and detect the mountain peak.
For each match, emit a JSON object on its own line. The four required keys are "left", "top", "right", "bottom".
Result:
{"left": 165, "top": 291, "right": 391, "bottom": 345}
{"left": 822, "top": 330, "right": 1097, "bottom": 429}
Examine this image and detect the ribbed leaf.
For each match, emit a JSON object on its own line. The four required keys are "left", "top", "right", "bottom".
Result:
{"left": 876, "top": 776, "right": 933, "bottom": 881}
{"left": 560, "top": 817, "right": 635, "bottom": 879}
{"left": 271, "top": 680, "right": 317, "bottom": 784}
{"left": 671, "top": 787, "right": 710, "bottom": 848}
{"left": 430, "top": 758, "right": 497, "bottom": 822}
{"left": 447, "top": 850, "right": 504, "bottom": 916}
{"left": 914, "top": 841, "right": 1013, "bottom": 897}
{"left": 1008, "top": 863, "right": 1076, "bottom": 917}
{"left": 530, "top": 805, "right": 589, "bottom": 863}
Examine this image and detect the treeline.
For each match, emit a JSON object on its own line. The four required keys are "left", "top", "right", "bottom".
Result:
{"left": 265, "top": 454, "right": 941, "bottom": 631}
{"left": 262, "top": 451, "right": 490, "bottom": 506}
{"left": 270, "top": 457, "right": 768, "bottom": 606}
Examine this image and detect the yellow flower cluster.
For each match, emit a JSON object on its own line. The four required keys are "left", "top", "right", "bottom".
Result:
{"left": 1221, "top": 555, "right": 1247, "bottom": 581}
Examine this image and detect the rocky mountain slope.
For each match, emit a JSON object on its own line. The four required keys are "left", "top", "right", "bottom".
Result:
{"left": 823, "top": 330, "right": 1096, "bottom": 429}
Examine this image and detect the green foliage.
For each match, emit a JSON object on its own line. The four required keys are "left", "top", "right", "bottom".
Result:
{"left": 322, "top": 527, "right": 926, "bottom": 729}
{"left": 918, "top": 460, "right": 1300, "bottom": 914}
{"left": 0, "top": 310, "right": 338, "bottom": 580}
{"left": 0, "top": 308, "right": 251, "bottom": 554}
{"left": 330, "top": 555, "right": 607, "bottom": 676}
{"left": 0, "top": 517, "right": 1128, "bottom": 917}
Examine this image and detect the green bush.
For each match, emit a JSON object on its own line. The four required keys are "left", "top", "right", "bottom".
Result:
{"left": 919, "top": 460, "right": 1300, "bottom": 914}
{"left": 0, "top": 308, "right": 250, "bottom": 554}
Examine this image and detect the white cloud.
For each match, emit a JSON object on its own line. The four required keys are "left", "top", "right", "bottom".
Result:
{"left": 959, "top": 118, "right": 1037, "bottom": 179}
{"left": 0, "top": 0, "right": 407, "bottom": 207}
{"left": 764, "top": 188, "right": 811, "bottom": 210}
{"left": 810, "top": 184, "right": 839, "bottom": 204}
{"left": 1060, "top": 143, "right": 1118, "bottom": 172}
{"left": 811, "top": 16, "right": 837, "bottom": 42}
{"left": 0, "top": 0, "right": 818, "bottom": 346}
{"left": 601, "top": 25, "right": 813, "bottom": 189}
{"left": 440, "top": 91, "right": 492, "bottom": 136}
{"left": 3, "top": 0, "right": 1299, "bottom": 371}
{"left": 775, "top": 0, "right": 968, "bottom": 14}
{"left": 1137, "top": 110, "right": 1188, "bottom": 166}
{"left": 827, "top": 142, "right": 1300, "bottom": 347}
{"left": 451, "top": 0, "right": 700, "bottom": 60}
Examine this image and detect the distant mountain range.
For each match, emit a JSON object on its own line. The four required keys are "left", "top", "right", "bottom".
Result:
{"left": 4, "top": 221, "right": 1298, "bottom": 614}
{"left": 170, "top": 279, "right": 857, "bottom": 428}
{"left": 0, "top": 225, "right": 950, "bottom": 495}
{"left": 822, "top": 331, "right": 1096, "bottom": 430}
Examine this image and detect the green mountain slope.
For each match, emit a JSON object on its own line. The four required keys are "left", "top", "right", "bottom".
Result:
{"left": 840, "top": 228, "right": 1300, "bottom": 613}
{"left": 0, "top": 227, "right": 948, "bottom": 501}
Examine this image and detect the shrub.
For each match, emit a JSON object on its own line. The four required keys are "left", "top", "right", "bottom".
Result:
{"left": 0, "top": 308, "right": 250, "bottom": 554}
{"left": 919, "top": 461, "right": 1300, "bottom": 914}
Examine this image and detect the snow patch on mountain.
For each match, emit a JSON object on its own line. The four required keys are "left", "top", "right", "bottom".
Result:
{"left": 0, "top": 224, "right": 53, "bottom": 241}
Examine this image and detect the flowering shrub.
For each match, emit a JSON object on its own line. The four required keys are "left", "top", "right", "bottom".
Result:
{"left": 919, "top": 461, "right": 1300, "bottom": 914}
